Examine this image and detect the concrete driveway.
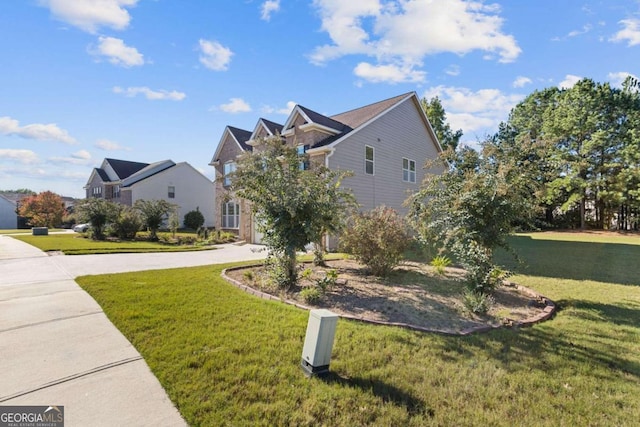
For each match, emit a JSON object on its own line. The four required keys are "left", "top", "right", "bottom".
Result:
{"left": 0, "top": 235, "right": 267, "bottom": 426}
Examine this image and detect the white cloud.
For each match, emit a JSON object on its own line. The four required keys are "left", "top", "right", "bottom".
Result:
{"left": 261, "top": 0, "right": 280, "bottom": 21}
{"left": 558, "top": 74, "right": 582, "bottom": 89}
{"left": 610, "top": 19, "right": 640, "bottom": 46}
{"left": 95, "top": 139, "right": 131, "bottom": 151}
{"left": 512, "top": 76, "right": 532, "bottom": 88}
{"left": 220, "top": 98, "right": 252, "bottom": 113}
{"left": 198, "top": 39, "right": 233, "bottom": 71}
{"left": 445, "top": 64, "right": 460, "bottom": 76}
{"left": 0, "top": 149, "right": 40, "bottom": 164}
{"left": 49, "top": 149, "right": 93, "bottom": 165}
{"left": 310, "top": 0, "right": 520, "bottom": 84}
{"left": 91, "top": 36, "right": 144, "bottom": 67}
{"left": 0, "top": 116, "right": 77, "bottom": 144}
{"left": 262, "top": 101, "right": 297, "bottom": 115}
{"left": 113, "top": 86, "right": 186, "bottom": 101}
{"left": 567, "top": 24, "right": 593, "bottom": 38}
{"left": 423, "top": 85, "right": 524, "bottom": 135}
{"left": 39, "top": 0, "right": 139, "bottom": 33}
{"left": 354, "top": 62, "right": 425, "bottom": 84}
{"left": 608, "top": 71, "right": 640, "bottom": 88}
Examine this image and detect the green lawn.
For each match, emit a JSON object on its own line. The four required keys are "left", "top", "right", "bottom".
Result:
{"left": 0, "top": 228, "right": 65, "bottom": 235}
{"left": 77, "top": 233, "right": 640, "bottom": 426}
{"left": 13, "top": 233, "right": 217, "bottom": 255}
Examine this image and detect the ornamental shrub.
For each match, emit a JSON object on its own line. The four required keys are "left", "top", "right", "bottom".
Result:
{"left": 340, "top": 206, "right": 410, "bottom": 277}
{"left": 184, "top": 208, "right": 205, "bottom": 231}
{"left": 111, "top": 206, "right": 142, "bottom": 240}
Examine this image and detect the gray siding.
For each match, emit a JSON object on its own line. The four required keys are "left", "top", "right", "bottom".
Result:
{"left": 328, "top": 98, "right": 442, "bottom": 216}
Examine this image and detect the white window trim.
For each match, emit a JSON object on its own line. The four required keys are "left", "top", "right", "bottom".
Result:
{"left": 403, "top": 158, "right": 416, "bottom": 183}
{"left": 223, "top": 161, "right": 236, "bottom": 187}
{"left": 365, "top": 145, "right": 375, "bottom": 176}
{"left": 222, "top": 201, "right": 240, "bottom": 229}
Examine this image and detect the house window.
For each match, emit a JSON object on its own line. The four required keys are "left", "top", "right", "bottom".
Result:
{"left": 365, "top": 145, "right": 374, "bottom": 175}
{"left": 297, "top": 144, "right": 310, "bottom": 170}
{"left": 168, "top": 186, "right": 175, "bottom": 198}
{"left": 222, "top": 201, "right": 240, "bottom": 229}
{"left": 403, "top": 158, "right": 416, "bottom": 183}
{"left": 223, "top": 162, "right": 236, "bottom": 187}
{"left": 114, "top": 185, "right": 120, "bottom": 198}
{"left": 92, "top": 187, "right": 102, "bottom": 197}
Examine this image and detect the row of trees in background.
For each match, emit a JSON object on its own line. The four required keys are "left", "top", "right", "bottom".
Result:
{"left": 489, "top": 76, "right": 640, "bottom": 230}
{"left": 75, "top": 198, "right": 204, "bottom": 241}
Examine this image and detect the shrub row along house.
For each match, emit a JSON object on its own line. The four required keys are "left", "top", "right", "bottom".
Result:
{"left": 84, "top": 158, "right": 215, "bottom": 227}
{"left": 209, "top": 91, "right": 442, "bottom": 246}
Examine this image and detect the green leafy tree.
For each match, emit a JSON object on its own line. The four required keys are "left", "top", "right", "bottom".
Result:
{"left": 420, "top": 96, "right": 463, "bottom": 151}
{"left": 17, "top": 191, "right": 65, "bottom": 228}
{"left": 407, "top": 146, "right": 533, "bottom": 297}
{"left": 183, "top": 208, "right": 205, "bottom": 231}
{"left": 496, "top": 78, "right": 640, "bottom": 230}
{"left": 134, "top": 199, "right": 176, "bottom": 241}
{"left": 231, "top": 135, "right": 355, "bottom": 288}
{"left": 76, "top": 198, "right": 118, "bottom": 240}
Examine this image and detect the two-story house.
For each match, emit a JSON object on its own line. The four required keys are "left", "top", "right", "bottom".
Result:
{"left": 84, "top": 158, "right": 216, "bottom": 227}
{"left": 209, "top": 91, "right": 443, "bottom": 245}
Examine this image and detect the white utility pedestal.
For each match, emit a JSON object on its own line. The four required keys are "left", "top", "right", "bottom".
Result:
{"left": 301, "top": 309, "right": 339, "bottom": 377}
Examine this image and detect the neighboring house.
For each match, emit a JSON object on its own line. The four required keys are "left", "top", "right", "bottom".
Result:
{"left": 0, "top": 192, "right": 31, "bottom": 229}
{"left": 209, "top": 91, "right": 443, "bottom": 245}
{"left": 0, "top": 194, "right": 18, "bottom": 229}
{"left": 85, "top": 158, "right": 215, "bottom": 227}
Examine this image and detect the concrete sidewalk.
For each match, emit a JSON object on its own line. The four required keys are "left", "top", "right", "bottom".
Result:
{"left": 0, "top": 236, "right": 267, "bottom": 426}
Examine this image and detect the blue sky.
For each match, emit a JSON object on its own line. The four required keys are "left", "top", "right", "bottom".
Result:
{"left": 1, "top": 0, "right": 638, "bottom": 198}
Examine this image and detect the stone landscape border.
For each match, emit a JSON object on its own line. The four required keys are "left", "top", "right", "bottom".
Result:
{"left": 221, "top": 264, "right": 556, "bottom": 336}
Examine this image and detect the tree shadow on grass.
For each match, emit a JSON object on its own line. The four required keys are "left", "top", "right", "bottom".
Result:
{"left": 436, "top": 314, "right": 640, "bottom": 380}
{"left": 555, "top": 299, "right": 640, "bottom": 328}
{"left": 322, "top": 372, "right": 435, "bottom": 418}
{"left": 495, "top": 235, "right": 640, "bottom": 285}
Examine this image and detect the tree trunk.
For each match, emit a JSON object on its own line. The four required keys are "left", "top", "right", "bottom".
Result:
{"left": 284, "top": 246, "right": 297, "bottom": 288}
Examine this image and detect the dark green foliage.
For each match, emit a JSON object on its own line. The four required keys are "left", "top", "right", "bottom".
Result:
{"left": 496, "top": 77, "right": 640, "bottom": 230}
{"left": 183, "top": 207, "right": 205, "bottom": 230}
{"left": 420, "top": 96, "right": 463, "bottom": 151}
{"left": 340, "top": 206, "right": 410, "bottom": 277}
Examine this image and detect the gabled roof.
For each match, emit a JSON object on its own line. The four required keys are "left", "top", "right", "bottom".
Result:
{"left": 0, "top": 193, "right": 17, "bottom": 206}
{"left": 297, "top": 106, "right": 349, "bottom": 133}
{"left": 227, "top": 126, "right": 253, "bottom": 151}
{"left": 330, "top": 92, "right": 412, "bottom": 130}
{"left": 95, "top": 168, "right": 110, "bottom": 182}
{"left": 104, "top": 158, "right": 149, "bottom": 180}
{"left": 209, "top": 125, "right": 253, "bottom": 165}
{"left": 248, "top": 118, "right": 285, "bottom": 146}
{"left": 310, "top": 92, "right": 440, "bottom": 151}
{"left": 282, "top": 105, "right": 347, "bottom": 136}
{"left": 122, "top": 160, "right": 176, "bottom": 187}
{"left": 260, "top": 118, "right": 283, "bottom": 136}
{"left": 0, "top": 192, "right": 30, "bottom": 205}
